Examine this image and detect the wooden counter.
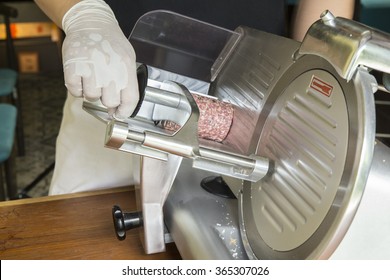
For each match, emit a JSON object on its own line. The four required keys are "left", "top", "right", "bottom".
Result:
{"left": 0, "top": 187, "right": 181, "bottom": 260}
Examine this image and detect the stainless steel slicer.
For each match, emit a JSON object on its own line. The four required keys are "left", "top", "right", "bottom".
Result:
{"left": 83, "top": 10, "right": 390, "bottom": 259}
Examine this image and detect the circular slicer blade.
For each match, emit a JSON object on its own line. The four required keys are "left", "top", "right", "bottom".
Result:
{"left": 240, "top": 55, "right": 376, "bottom": 259}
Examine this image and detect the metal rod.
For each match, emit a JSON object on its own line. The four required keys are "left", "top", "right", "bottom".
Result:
{"left": 199, "top": 147, "right": 257, "bottom": 169}
{"left": 126, "top": 130, "right": 259, "bottom": 171}
{"left": 127, "top": 130, "right": 146, "bottom": 142}
{"left": 378, "top": 84, "right": 390, "bottom": 94}
{"left": 144, "top": 86, "right": 183, "bottom": 108}
{"left": 376, "top": 133, "right": 390, "bottom": 138}
{"left": 375, "top": 100, "right": 390, "bottom": 105}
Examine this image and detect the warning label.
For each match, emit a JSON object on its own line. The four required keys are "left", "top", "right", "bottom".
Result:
{"left": 309, "top": 76, "right": 333, "bottom": 97}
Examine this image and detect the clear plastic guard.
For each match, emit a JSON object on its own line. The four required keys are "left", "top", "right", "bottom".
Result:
{"left": 129, "top": 10, "right": 240, "bottom": 81}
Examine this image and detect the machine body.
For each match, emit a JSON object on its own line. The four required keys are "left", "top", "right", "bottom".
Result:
{"left": 84, "top": 11, "right": 390, "bottom": 259}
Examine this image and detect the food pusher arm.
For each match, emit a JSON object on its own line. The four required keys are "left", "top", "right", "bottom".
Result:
{"left": 84, "top": 68, "right": 270, "bottom": 183}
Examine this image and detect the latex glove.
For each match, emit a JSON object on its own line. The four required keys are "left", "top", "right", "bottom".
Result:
{"left": 62, "top": 0, "right": 139, "bottom": 119}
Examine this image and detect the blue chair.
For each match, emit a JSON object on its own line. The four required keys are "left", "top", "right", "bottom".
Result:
{"left": 0, "top": 3, "right": 25, "bottom": 156}
{"left": 0, "top": 103, "right": 17, "bottom": 200}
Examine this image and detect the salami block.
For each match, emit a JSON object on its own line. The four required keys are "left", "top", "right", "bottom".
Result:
{"left": 162, "top": 94, "right": 234, "bottom": 142}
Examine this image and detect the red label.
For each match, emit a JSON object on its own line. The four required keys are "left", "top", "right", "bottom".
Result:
{"left": 309, "top": 76, "right": 333, "bottom": 97}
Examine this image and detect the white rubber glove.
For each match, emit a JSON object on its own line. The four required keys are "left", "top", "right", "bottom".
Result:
{"left": 62, "top": 0, "right": 139, "bottom": 119}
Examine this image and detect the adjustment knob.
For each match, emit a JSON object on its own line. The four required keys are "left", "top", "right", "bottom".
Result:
{"left": 112, "top": 205, "right": 143, "bottom": 240}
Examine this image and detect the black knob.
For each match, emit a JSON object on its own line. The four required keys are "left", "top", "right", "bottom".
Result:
{"left": 112, "top": 205, "right": 143, "bottom": 241}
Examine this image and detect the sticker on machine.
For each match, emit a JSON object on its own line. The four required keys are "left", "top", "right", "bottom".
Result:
{"left": 309, "top": 76, "right": 333, "bottom": 97}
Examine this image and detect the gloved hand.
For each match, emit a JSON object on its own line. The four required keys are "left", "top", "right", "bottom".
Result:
{"left": 61, "top": 0, "right": 139, "bottom": 119}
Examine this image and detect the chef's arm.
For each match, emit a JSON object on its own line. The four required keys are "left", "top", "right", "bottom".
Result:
{"left": 34, "top": 0, "right": 81, "bottom": 28}
{"left": 292, "top": 0, "right": 356, "bottom": 41}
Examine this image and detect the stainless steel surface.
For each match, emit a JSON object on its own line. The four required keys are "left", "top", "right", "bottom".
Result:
{"left": 164, "top": 158, "right": 248, "bottom": 260}
{"left": 164, "top": 140, "right": 390, "bottom": 259}
{"left": 241, "top": 65, "right": 376, "bottom": 259}
{"left": 164, "top": 17, "right": 381, "bottom": 259}
{"left": 247, "top": 69, "right": 349, "bottom": 253}
{"left": 205, "top": 14, "right": 379, "bottom": 259}
{"left": 210, "top": 27, "right": 301, "bottom": 156}
{"left": 331, "top": 140, "right": 390, "bottom": 259}
{"left": 136, "top": 154, "right": 183, "bottom": 254}
{"left": 82, "top": 11, "right": 390, "bottom": 258}
{"left": 300, "top": 10, "right": 390, "bottom": 81}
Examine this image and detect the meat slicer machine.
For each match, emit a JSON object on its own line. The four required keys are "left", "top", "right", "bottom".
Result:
{"left": 83, "top": 10, "right": 390, "bottom": 259}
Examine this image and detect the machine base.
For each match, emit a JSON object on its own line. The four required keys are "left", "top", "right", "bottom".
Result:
{"left": 164, "top": 140, "right": 390, "bottom": 260}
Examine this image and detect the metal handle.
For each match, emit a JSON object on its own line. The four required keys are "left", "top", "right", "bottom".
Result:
{"left": 300, "top": 10, "right": 390, "bottom": 81}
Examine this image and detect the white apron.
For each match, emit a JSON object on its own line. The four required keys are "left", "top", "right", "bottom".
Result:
{"left": 49, "top": 94, "right": 137, "bottom": 195}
